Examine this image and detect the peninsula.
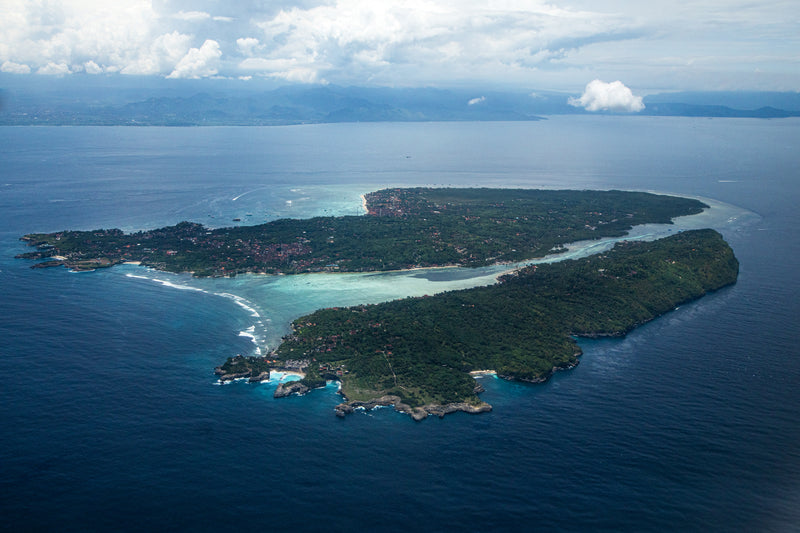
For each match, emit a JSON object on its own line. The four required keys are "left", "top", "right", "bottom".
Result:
{"left": 18, "top": 188, "right": 738, "bottom": 419}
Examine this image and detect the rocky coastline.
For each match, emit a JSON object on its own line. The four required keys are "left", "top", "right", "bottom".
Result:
{"left": 273, "top": 381, "right": 310, "bottom": 398}
{"left": 334, "top": 395, "right": 493, "bottom": 421}
{"left": 215, "top": 368, "right": 271, "bottom": 383}
{"left": 214, "top": 354, "right": 272, "bottom": 383}
{"left": 218, "top": 361, "right": 496, "bottom": 420}
{"left": 498, "top": 357, "right": 582, "bottom": 384}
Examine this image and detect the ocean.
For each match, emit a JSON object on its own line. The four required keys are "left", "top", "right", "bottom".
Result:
{"left": 1, "top": 117, "right": 798, "bottom": 532}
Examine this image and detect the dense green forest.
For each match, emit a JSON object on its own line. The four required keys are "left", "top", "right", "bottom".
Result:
{"left": 18, "top": 188, "right": 706, "bottom": 276}
{"left": 272, "top": 229, "right": 738, "bottom": 412}
{"left": 18, "top": 187, "right": 735, "bottom": 417}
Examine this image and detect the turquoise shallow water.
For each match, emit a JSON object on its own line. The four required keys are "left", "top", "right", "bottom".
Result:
{"left": 112, "top": 194, "right": 758, "bottom": 353}
{"left": 1, "top": 118, "right": 798, "bottom": 532}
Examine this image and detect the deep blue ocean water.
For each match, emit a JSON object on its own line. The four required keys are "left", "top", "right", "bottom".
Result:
{"left": 1, "top": 117, "right": 798, "bottom": 532}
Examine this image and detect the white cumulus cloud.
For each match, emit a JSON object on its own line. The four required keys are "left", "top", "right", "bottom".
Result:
{"left": 236, "top": 37, "right": 260, "bottom": 57}
{"left": 167, "top": 39, "right": 222, "bottom": 79}
{"left": 121, "top": 31, "right": 193, "bottom": 76}
{"left": 468, "top": 96, "right": 486, "bottom": 105}
{"left": 247, "top": 0, "right": 635, "bottom": 86}
{"left": 568, "top": 79, "right": 645, "bottom": 112}
{"left": 83, "top": 60, "right": 103, "bottom": 74}
{"left": 1, "top": 60, "right": 30, "bottom": 74}
{"left": 0, "top": 0, "right": 797, "bottom": 89}
{"left": 37, "top": 62, "right": 71, "bottom": 75}
{"left": 0, "top": 1, "right": 227, "bottom": 80}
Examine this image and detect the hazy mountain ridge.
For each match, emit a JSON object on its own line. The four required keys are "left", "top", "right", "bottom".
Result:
{"left": 1, "top": 82, "right": 798, "bottom": 125}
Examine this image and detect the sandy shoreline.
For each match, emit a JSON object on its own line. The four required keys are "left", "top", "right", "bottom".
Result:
{"left": 272, "top": 370, "right": 305, "bottom": 379}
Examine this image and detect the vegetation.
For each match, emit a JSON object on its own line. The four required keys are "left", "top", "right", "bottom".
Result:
{"left": 276, "top": 229, "right": 738, "bottom": 408}
{"left": 18, "top": 188, "right": 707, "bottom": 276}
{"left": 214, "top": 355, "right": 272, "bottom": 381}
{"left": 18, "top": 188, "right": 736, "bottom": 416}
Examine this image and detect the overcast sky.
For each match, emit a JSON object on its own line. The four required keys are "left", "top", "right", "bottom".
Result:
{"left": 1, "top": 0, "right": 797, "bottom": 93}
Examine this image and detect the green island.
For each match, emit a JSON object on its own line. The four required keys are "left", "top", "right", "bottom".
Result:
{"left": 18, "top": 188, "right": 739, "bottom": 420}
{"left": 18, "top": 188, "right": 705, "bottom": 276}
{"left": 269, "top": 229, "right": 738, "bottom": 419}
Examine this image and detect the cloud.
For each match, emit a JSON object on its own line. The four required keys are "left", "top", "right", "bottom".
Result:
{"left": 246, "top": 0, "right": 639, "bottom": 86}
{"left": 568, "top": 80, "right": 645, "bottom": 112}
{"left": 239, "top": 57, "right": 324, "bottom": 83}
{"left": 37, "top": 62, "right": 71, "bottom": 75}
{"left": 0, "top": 0, "right": 797, "bottom": 89}
{"left": 0, "top": 1, "right": 222, "bottom": 79}
{"left": 121, "top": 31, "right": 193, "bottom": 76}
{"left": 173, "top": 11, "right": 211, "bottom": 22}
{"left": 83, "top": 60, "right": 103, "bottom": 74}
{"left": 468, "top": 96, "right": 486, "bottom": 105}
{"left": 0, "top": 1, "right": 178, "bottom": 77}
{"left": 236, "top": 37, "right": 260, "bottom": 57}
{"left": 167, "top": 40, "right": 222, "bottom": 79}
{"left": 1, "top": 60, "right": 30, "bottom": 74}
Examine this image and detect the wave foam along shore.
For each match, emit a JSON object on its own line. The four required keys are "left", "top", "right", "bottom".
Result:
{"left": 124, "top": 272, "right": 206, "bottom": 292}
{"left": 216, "top": 292, "right": 261, "bottom": 318}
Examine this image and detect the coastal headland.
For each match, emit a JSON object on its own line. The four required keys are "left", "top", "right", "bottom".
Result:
{"left": 19, "top": 188, "right": 738, "bottom": 419}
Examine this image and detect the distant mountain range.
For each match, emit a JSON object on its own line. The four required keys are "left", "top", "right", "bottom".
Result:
{"left": 1, "top": 82, "right": 798, "bottom": 125}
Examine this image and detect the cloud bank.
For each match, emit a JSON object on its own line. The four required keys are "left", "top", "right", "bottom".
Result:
{"left": 1, "top": 61, "right": 30, "bottom": 74}
{"left": 568, "top": 80, "right": 645, "bottom": 112}
{"left": 0, "top": 0, "right": 643, "bottom": 85}
{"left": 0, "top": 0, "right": 796, "bottom": 90}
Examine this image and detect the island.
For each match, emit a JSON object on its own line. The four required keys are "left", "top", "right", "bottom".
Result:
{"left": 17, "top": 188, "right": 706, "bottom": 276}
{"left": 18, "top": 188, "right": 738, "bottom": 420}
{"left": 262, "top": 229, "right": 738, "bottom": 419}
